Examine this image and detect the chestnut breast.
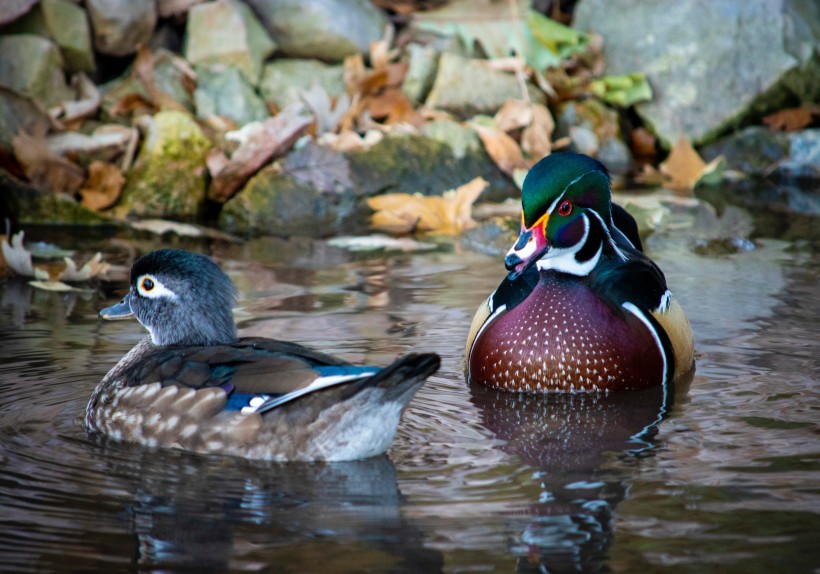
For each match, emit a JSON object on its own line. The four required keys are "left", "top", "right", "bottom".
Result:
{"left": 469, "top": 272, "right": 664, "bottom": 392}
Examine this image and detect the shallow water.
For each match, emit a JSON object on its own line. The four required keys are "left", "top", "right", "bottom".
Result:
{"left": 1, "top": 209, "right": 818, "bottom": 573}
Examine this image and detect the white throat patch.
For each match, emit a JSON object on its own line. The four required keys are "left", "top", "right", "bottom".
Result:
{"left": 535, "top": 215, "right": 602, "bottom": 276}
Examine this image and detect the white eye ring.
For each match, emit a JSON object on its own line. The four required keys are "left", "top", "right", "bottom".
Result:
{"left": 136, "top": 274, "right": 178, "bottom": 300}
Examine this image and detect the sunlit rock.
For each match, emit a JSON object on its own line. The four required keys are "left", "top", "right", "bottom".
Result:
{"left": 195, "top": 66, "right": 269, "bottom": 127}
{"left": 425, "top": 53, "right": 545, "bottom": 117}
{"left": 116, "top": 111, "right": 211, "bottom": 219}
{"left": 184, "top": 0, "right": 276, "bottom": 86}
{"left": 0, "top": 35, "right": 73, "bottom": 109}
{"left": 248, "top": 0, "right": 387, "bottom": 62}
{"left": 574, "top": 0, "right": 820, "bottom": 146}
{"left": 86, "top": 0, "right": 157, "bottom": 57}
{"left": 259, "top": 59, "right": 345, "bottom": 111}
{"left": 5, "top": 0, "right": 95, "bottom": 73}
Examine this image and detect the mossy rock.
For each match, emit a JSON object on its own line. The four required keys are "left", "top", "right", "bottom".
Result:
{"left": 219, "top": 164, "right": 361, "bottom": 236}
{"left": 347, "top": 133, "right": 516, "bottom": 202}
{"left": 117, "top": 111, "right": 211, "bottom": 220}
{"left": 0, "top": 170, "right": 112, "bottom": 226}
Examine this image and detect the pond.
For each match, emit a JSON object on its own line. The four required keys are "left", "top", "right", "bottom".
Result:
{"left": 1, "top": 198, "right": 818, "bottom": 573}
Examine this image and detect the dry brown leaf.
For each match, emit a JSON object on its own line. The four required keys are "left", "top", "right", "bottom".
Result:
{"left": 470, "top": 122, "right": 529, "bottom": 176}
{"left": 521, "top": 102, "right": 554, "bottom": 159}
{"left": 80, "top": 161, "right": 125, "bottom": 210}
{"left": 208, "top": 103, "right": 313, "bottom": 203}
{"left": 659, "top": 137, "right": 705, "bottom": 192}
{"left": 762, "top": 105, "right": 820, "bottom": 132}
{"left": 495, "top": 100, "right": 533, "bottom": 133}
{"left": 12, "top": 131, "right": 85, "bottom": 194}
{"left": 367, "top": 177, "right": 488, "bottom": 235}
{"left": 109, "top": 93, "right": 154, "bottom": 117}
{"left": 366, "top": 88, "right": 422, "bottom": 126}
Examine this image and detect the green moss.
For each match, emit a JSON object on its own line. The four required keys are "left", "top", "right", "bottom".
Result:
{"left": 118, "top": 111, "right": 211, "bottom": 220}
{"left": 0, "top": 170, "right": 113, "bottom": 226}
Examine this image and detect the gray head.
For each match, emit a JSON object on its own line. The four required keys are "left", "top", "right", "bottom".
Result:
{"left": 100, "top": 249, "right": 238, "bottom": 346}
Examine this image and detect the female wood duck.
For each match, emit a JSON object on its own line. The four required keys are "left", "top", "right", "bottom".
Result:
{"left": 86, "top": 249, "right": 440, "bottom": 461}
{"left": 466, "top": 153, "right": 694, "bottom": 393}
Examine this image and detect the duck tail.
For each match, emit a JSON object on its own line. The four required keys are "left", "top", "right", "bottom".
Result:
{"left": 360, "top": 353, "right": 440, "bottom": 403}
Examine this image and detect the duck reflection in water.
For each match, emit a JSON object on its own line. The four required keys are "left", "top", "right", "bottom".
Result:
{"left": 91, "top": 443, "right": 443, "bottom": 572}
{"left": 469, "top": 376, "right": 691, "bottom": 573}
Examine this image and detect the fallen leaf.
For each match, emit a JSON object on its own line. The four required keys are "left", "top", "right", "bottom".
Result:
{"left": 521, "top": 102, "right": 554, "bottom": 158}
{"left": 366, "top": 88, "right": 422, "bottom": 125}
{"left": 762, "top": 105, "right": 820, "bottom": 132}
{"left": 28, "top": 280, "right": 78, "bottom": 292}
{"left": 58, "top": 73, "right": 102, "bottom": 124}
{"left": 59, "top": 252, "right": 110, "bottom": 282}
{"left": 80, "top": 161, "right": 125, "bottom": 211}
{"left": 11, "top": 131, "right": 85, "bottom": 194}
{"left": 659, "top": 137, "right": 705, "bottom": 192}
{"left": 109, "top": 93, "right": 154, "bottom": 117}
{"left": 129, "top": 219, "right": 241, "bottom": 242}
{"left": 589, "top": 73, "right": 653, "bottom": 107}
{"left": 470, "top": 120, "right": 529, "bottom": 176}
{"left": 659, "top": 137, "right": 724, "bottom": 192}
{"left": 367, "top": 177, "right": 488, "bottom": 235}
{"left": 301, "top": 84, "right": 351, "bottom": 134}
{"left": 208, "top": 103, "right": 313, "bottom": 203}
{"left": 1, "top": 231, "right": 52, "bottom": 280}
{"left": 495, "top": 99, "right": 533, "bottom": 133}
{"left": 318, "top": 129, "right": 383, "bottom": 152}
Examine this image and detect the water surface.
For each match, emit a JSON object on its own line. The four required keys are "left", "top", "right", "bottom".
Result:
{"left": 0, "top": 207, "right": 818, "bottom": 573}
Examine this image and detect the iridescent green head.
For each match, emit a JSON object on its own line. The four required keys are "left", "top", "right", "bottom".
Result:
{"left": 506, "top": 153, "right": 617, "bottom": 279}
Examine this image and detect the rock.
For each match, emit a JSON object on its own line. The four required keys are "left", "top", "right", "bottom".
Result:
{"left": 348, "top": 132, "right": 516, "bottom": 203}
{"left": 700, "top": 126, "right": 791, "bottom": 177}
{"left": 259, "top": 59, "right": 345, "bottom": 111}
{"left": 117, "top": 111, "right": 212, "bottom": 219}
{"left": 773, "top": 129, "right": 820, "bottom": 186}
{"left": 219, "top": 164, "right": 360, "bottom": 236}
{"left": 425, "top": 52, "right": 545, "bottom": 117}
{"left": 6, "top": 0, "right": 95, "bottom": 73}
{"left": 0, "top": 86, "right": 59, "bottom": 154}
{"left": 220, "top": 131, "right": 518, "bottom": 235}
{"left": 195, "top": 66, "right": 269, "bottom": 127}
{"left": 419, "top": 119, "right": 482, "bottom": 160}
{"left": 0, "top": 35, "right": 73, "bottom": 109}
{"left": 184, "top": 0, "right": 276, "bottom": 85}
{"left": 0, "top": 170, "right": 109, "bottom": 227}
{"left": 86, "top": 0, "right": 157, "bottom": 57}
{"left": 157, "top": 0, "right": 205, "bottom": 18}
{"left": 0, "top": 0, "right": 38, "bottom": 26}
{"left": 247, "top": 0, "right": 387, "bottom": 61}
{"left": 402, "top": 43, "right": 439, "bottom": 104}
{"left": 574, "top": 0, "right": 820, "bottom": 147}
{"left": 555, "top": 99, "right": 633, "bottom": 175}
{"left": 100, "top": 49, "right": 195, "bottom": 118}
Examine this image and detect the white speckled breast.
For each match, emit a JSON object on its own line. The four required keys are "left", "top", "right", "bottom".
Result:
{"left": 469, "top": 272, "right": 664, "bottom": 392}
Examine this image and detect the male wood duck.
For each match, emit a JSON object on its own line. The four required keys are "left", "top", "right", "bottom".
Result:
{"left": 466, "top": 153, "right": 694, "bottom": 393}
{"left": 86, "top": 249, "right": 440, "bottom": 461}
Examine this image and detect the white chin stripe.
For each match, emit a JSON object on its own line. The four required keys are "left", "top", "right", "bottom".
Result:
{"left": 507, "top": 236, "right": 540, "bottom": 261}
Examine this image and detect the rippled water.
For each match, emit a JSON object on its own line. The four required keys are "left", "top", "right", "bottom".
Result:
{"left": 1, "top": 211, "right": 818, "bottom": 573}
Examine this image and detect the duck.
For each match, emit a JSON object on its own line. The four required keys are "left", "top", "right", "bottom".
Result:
{"left": 466, "top": 152, "right": 694, "bottom": 393}
{"left": 86, "top": 249, "right": 440, "bottom": 461}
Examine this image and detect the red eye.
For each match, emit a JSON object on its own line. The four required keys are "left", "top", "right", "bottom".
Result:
{"left": 557, "top": 200, "right": 573, "bottom": 216}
